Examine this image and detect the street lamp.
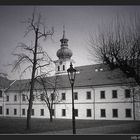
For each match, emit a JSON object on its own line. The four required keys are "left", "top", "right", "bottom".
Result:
{"left": 67, "top": 62, "right": 77, "bottom": 134}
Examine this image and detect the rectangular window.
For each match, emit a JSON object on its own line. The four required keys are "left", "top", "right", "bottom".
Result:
{"left": 14, "top": 95, "right": 17, "bottom": 101}
{"left": 14, "top": 109, "right": 17, "bottom": 115}
{"left": 40, "top": 109, "right": 44, "bottom": 116}
{"left": 32, "top": 109, "right": 34, "bottom": 116}
{"left": 74, "top": 109, "right": 78, "bottom": 117}
{"left": 101, "top": 109, "right": 106, "bottom": 117}
{"left": 63, "top": 65, "right": 65, "bottom": 71}
{"left": 22, "top": 94, "right": 26, "bottom": 101}
{"left": 87, "top": 109, "right": 92, "bottom": 117}
{"left": 112, "top": 90, "right": 118, "bottom": 98}
{"left": 0, "top": 90, "right": 2, "bottom": 98}
{"left": 32, "top": 95, "right": 35, "bottom": 101}
{"left": 6, "top": 108, "right": 9, "bottom": 115}
{"left": 112, "top": 109, "right": 118, "bottom": 118}
{"left": 86, "top": 91, "right": 91, "bottom": 99}
{"left": 22, "top": 109, "right": 25, "bottom": 115}
{"left": 61, "top": 93, "right": 66, "bottom": 100}
{"left": 51, "top": 93, "right": 55, "bottom": 101}
{"left": 0, "top": 106, "right": 2, "bottom": 114}
{"left": 52, "top": 109, "right": 55, "bottom": 116}
{"left": 100, "top": 91, "right": 105, "bottom": 99}
{"left": 6, "top": 95, "right": 9, "bottom": 102}
{"left": 74, "top": 92, "right": 78, "bottom": 100}
{"left": 40, "top": 94, "right": 44, "bottom": 101}
{"left": 58, "top": 66, "right": 60, "bottom": 71}
{"left": 125, "top": 89, "right": 131, "bottom": 98}
{"left": 125, "top": 109, "right": 131, "bottom": 118}
{"left": 62, "top": 109, "right": 66, "bottom": 116}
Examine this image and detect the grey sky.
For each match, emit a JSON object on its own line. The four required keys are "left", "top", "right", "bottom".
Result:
{"left": 0, "top": 6, "right": 140, "bottom": 80}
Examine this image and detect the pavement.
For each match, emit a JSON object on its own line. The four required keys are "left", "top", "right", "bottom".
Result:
{"left": 28, "top": 123, "right": 140, "bottom": 135}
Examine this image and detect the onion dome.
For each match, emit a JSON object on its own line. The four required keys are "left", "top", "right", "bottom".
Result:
{"left": 57, "top": 47, "right": 73, "bottom": 59}
{"left": 56, "top": 26, "right": 73, "bottom": 60}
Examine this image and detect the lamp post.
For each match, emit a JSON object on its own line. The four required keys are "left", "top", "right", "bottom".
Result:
{"left": 67, "top": 62, "right": 77, "bottom": 134}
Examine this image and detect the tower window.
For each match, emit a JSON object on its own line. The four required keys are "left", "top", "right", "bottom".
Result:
{"left": 58, "top": 66, "right": 60, "bottom": 71}
{"left": 0, "top": 90, "right": 2, "bottom": 97}
{"left": 63, "top": 65, "right": 65, "bottom": 71}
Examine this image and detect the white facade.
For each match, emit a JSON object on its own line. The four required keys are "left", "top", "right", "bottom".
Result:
{"left": 0, "top": 85, "right": 140, "bottom": 120}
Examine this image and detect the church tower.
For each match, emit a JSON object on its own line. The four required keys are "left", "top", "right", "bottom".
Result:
{"left": 55, "top": 26, "right": 74, "bottom": 75}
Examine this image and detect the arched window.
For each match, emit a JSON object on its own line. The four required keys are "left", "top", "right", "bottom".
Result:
{"left": 63, "top": 65, "right": 65, "bottom": 71}
{"left": 58, "top": 66, "right": 60, "bottom": 71}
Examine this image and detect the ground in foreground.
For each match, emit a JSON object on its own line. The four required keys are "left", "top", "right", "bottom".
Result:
{"left": 0, "top": 117, "right": 140, "bottom": 134}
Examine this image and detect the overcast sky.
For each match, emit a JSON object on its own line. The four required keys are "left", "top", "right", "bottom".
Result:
{"left": 0, "top": 6, "right": 140, "bottom": 80}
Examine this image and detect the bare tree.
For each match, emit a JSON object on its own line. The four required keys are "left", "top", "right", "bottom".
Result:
{"left": 12, "top": 10, "right": 54, "bottom": 130}
{"left": 89, "top": 15, "right": 140, "bottom": 86}
{"left": 35, "top": 74, "right": 61, "bottom": 122}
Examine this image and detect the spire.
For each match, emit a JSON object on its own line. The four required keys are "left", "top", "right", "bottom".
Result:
{"left": 60, "top": 25, "right": 68, "bottom": 47}
{"left": 62, "top": 25, "right": 66, "bottom": 39}
{"left": 57, "top": 26, "right": 72, "bottom": 60}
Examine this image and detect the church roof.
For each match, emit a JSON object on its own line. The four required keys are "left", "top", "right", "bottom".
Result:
{"left": 5, "top": 64, "right": 135, "bottom": 92}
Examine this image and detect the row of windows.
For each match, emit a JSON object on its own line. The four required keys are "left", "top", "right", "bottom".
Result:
{"left": 61, "top": 92, "right": 91, "bottom": 100}
{"left": 100, "top": 89, "right": 131, "bottom": 99}
{"left": 61, "top": 109, "right": 92, "bottom": 117}
{"left": 61, "top": 108, "right": 132, "bottom": 118}
{"left": 58, "top": 65, "right": 65, "bottom": 71}
{"left": 4, "top": 108, "right": 55, "bottom": 116}
{"left": 100, "top": 108, "right": 132, "bottom": 118}
{"left": 5, "top": 94, "right": 26, "bottom": 102}
{"left": 4, "top": 92, "right": 92, "bottom": 102}
{"left": 3, "top": 89, "right": 132, "bottom": 102}
{"left": 0, "top": 106, "right": 132, "bottom": 118}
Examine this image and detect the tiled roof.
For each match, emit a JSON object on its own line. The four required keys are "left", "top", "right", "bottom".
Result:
{"left": 0, "top": 76, "right": 12, "bottom": 89}
{"left": 5, "top": 64, "right": 135, "bottom": 92}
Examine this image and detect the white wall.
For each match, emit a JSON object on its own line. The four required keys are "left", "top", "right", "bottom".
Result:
{"left": 0, "top": 85, "right": 140, "bottom": 120}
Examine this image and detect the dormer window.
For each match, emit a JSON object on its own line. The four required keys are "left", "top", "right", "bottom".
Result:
{"left": 100, "top": 68, "right": 103, "bottom": 71}
{"left": 58, "top": 66, "right": 60, "bottom": 71}
{"left": 63, "top": 65, "right": 65, "bottom": 71}
{"left": 95, "top": 68, "right": 98, "bottom": 72}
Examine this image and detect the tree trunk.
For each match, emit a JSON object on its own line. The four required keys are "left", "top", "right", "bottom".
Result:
{"left": 26, "top": 30, "right": 38, "bottom": 130}
{"left": 49, "top": 109, "right": 53, "bottom": 122}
